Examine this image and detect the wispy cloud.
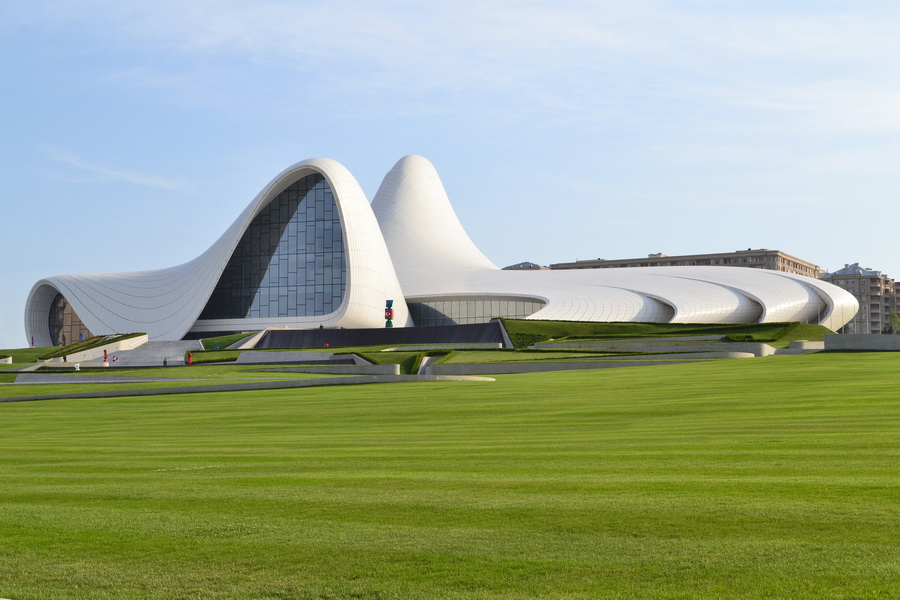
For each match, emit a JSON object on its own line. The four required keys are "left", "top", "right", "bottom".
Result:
{"left": 46, "top": 148, "right": 185, "bottom": 191}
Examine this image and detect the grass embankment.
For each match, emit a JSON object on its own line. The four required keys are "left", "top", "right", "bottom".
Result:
{"left": 1, "top": 346, "right": 56, "bottom": 364}
{"left": 199, "top": 332, "right": 257, "bottom": 350}
{"left": 440, "top": 349, "right": 668, "bottom": 364}
{"left": 0, "top": 346, "right": 56, "bottom": 382}
{"left": 357, "top": 351, "right": 424, "bottom": 374}
{"left": 187, "top": 350, "right": 241, "bottom": 364}
{"left": 190, "top": 345, "right": 412, "bottom": 367}
{"left": 0, "top": 364, "right": 331, "bottom": 398}
{"left": 0, "top": 353, "right": 897, "bottom": 599}
{"left": 502, "top": 319, "right": 832, "bottom": 348}
{"left": 38, "top": 333, "right": 147, "bottom": 360}
{"left": 190, "top": 332, "right": 258, "bottom": 363}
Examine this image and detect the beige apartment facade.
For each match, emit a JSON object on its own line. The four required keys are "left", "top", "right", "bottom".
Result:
{"left": 820, "top": 264, "right": 897, "bottom": 334}
{"left": 550, "top": 249, "right": 823, "bottom": 279}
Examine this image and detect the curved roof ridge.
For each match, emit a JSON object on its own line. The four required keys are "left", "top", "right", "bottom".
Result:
{"left": 371, "top": 154, "right": 498, "bottom": 278}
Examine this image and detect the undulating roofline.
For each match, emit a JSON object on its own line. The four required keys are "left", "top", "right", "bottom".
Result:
{"left": 25, "top": 155, "right": 858, "bottom": 346}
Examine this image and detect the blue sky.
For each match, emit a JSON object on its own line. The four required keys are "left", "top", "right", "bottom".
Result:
{"left": 2, "top": 0, "right": 899, "bottom": 348}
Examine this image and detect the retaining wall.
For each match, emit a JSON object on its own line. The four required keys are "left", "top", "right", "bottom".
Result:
{"left": 429, "top": 360, "right": 698, "bottom": 375}
{"left": 530, "top": 341, "right": 776, "bottom": 357}
{"left": 255, "top": 364, "right": 401, "bottom": 375}
{"left": 825, "top": 334, "right": 900, "bottom": 351}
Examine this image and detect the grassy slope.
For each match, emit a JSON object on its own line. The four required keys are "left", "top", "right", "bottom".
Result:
{"left": 502, "top": 320, "right": 834, "bottom": 348}
{"left": 1, "top": 346, "right": 56, "bottom": 363}
{"left": 441, "top": 350, "right": 717, "bottom": 363}
{"left": 0, "top": 365, "right": 331, "bottom": 398}
{"left": 0, "top": 353, "right": 897, "bottom": 599}
{"left": 199, "top": 332, "right": 257, "bottom": 350}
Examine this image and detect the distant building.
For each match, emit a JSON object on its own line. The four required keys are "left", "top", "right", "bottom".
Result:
{"left": 550, "top": 249, "right": 822, "bottom": 279}
{"left": 502, "top": 262, "right": 549, "bottom": 270}
{"left": 821, "top": 264, "right": 897, "bottom": 334}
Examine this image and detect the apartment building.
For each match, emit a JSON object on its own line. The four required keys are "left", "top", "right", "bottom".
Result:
{"left": 821, "top": 264, "right": 897, "bottom": 334}
{"left": 549, "top": 249, "right": 822, "bottom": 278}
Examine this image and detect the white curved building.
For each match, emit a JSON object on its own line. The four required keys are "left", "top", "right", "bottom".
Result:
{"left": 25, "top": 155, "right": 858, "bottom": 346}
{"left": 371, "top": 155, "right": 857, "bottom": 332}
{"left": 26, "top": 158, "right": 411, "bottom": 347}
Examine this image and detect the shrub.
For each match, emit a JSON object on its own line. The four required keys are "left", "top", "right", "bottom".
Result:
{"left": 724, "top": 334, "right": 755, "bottom": 342}
{"left": 508, "top": 332, "right": 553, "bottom": 349}
{"left": 186, "top": 350, "right": 240, "bottom": 364}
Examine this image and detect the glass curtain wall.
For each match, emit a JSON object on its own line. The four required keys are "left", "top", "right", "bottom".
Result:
{"left": 199, "top": 174, "right": 346, "bottom": 320}
{"left": 408, "top": 296, "right": 545, "bottom": 327}
{"left": 48, "top": 293, "right": 92, "bottom": 346}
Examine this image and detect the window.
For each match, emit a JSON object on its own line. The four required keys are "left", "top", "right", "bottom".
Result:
{"left": 408, "top": 297, "right": 546, "bottom": 326}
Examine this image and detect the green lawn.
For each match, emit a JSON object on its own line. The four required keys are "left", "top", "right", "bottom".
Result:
{"left": 502, "top": 319, "right": 833, "bottom": 348}
{"left": 1, "top": 345, "right": 56, "bottom": 363}
{"left": 0, "top": 353, "right": 897, "bottom": 599}
{"left": 199, "top": 332, "right": 258, "bottom": 350}
{"left": 439, "top": 349, "right": 707, "bottom": 363}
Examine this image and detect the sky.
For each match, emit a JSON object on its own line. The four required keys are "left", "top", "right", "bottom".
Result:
{"left": 2, "top": 0, "right": 900, "bottom": 348}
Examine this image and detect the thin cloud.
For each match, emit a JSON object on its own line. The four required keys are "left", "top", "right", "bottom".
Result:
{"left": 46, "top": 148, "right": 185, "bottom": 191}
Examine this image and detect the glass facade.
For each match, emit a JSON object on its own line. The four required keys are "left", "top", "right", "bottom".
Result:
{"left": 199, "top": 174, "right": 346, "bottom": 320}
{"left": 48, "top": 293, "right": 92, "bottom": 346}
{"left": 408, "top": 296, "right": 545, "bottom": 327}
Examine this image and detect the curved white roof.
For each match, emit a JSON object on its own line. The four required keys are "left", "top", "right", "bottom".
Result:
{"left": 26, "top": 158, "right": 410, "bottom": 346}
{"left": 372, "top": 154, "right": 498, "bottom": 273}
{"left": 372, "top": 155, "right": 858, "bottom": 332}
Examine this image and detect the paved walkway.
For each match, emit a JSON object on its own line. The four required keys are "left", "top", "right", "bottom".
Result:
{"left": 0, "top": 374, "right": 494, "bottom": 403}
{"left": 11, "top": 374, "right": 238, "bottom": 384}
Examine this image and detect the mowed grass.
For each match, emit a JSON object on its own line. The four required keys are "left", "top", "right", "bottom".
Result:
{"left": 0, "top": 353, "right": 898, "bottom": 599}
{"left": 440, "top": 350, "right": 688, "bottom": 363}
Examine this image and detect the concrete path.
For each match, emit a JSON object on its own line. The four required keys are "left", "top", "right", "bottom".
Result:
{"left": 532, "top": 340, "right": 776, "bottom": 357}
{"left": 0, "top": 374, "right": 494, "bottom": 403}
{"left": 11, "top": 374, "right": 235, "bottom": 384}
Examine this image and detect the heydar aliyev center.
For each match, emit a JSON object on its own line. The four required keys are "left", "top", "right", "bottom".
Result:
{"left": 25, "top": 155, "right": 858, "bottom": 346}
